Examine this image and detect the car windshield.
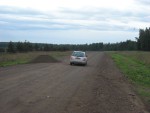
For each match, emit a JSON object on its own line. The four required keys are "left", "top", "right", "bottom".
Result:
{"left": 72, "top": 52, "right": 85, "bottom": 57}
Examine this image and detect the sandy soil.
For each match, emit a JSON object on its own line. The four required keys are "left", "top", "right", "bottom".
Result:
{"left": 0, "top": 52, "right": 148, "bottom": 113}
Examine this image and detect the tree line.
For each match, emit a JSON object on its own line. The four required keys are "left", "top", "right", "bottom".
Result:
{"left": 136, "top": 27, "right": 150, "bottom": 51}
{"left": 4, "top": 41, "right": 104, "bottom": 53}
{"left": 0, "top": 27, "right": 150, "bottom": 53}
{"left": 2, "top": 40, "right": 137, "bottom": 53}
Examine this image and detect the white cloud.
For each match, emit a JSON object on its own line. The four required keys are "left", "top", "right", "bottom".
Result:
{"left": 0, "top": 0, "right": 150, "bottom": 43}
{"left": 0, "top": 0, "right": 134, "bottom": 10}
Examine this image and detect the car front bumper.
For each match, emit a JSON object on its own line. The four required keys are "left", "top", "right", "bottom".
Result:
{"left": 70, "top": 60, "right": 87, "bottom": 65}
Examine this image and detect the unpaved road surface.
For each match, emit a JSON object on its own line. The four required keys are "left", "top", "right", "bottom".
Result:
{"left": 0, "top": 52, "right": 148, "bottom": 113}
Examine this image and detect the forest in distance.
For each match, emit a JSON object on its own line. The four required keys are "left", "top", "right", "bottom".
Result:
{"left": 0, "top": 27, "right": 150, "bottom": 53}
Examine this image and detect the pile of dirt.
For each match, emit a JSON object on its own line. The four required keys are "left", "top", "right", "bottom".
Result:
{"left": 30, "top": 55, "right": 60, "bottom": 63}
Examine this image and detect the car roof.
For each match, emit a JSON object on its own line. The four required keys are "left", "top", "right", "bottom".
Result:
{"left": 73, "top": 51, "right": 85, "bottom": 53}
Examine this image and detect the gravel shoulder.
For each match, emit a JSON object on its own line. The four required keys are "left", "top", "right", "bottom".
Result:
{"left": 0, "top": 52, "right": 148, "bottom": 113}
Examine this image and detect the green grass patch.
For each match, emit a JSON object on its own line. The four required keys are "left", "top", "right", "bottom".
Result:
{"left": 137, "top": 86, "right": 150, "bottom": 103}
{"left": 116, "top": 51, "right": 150, "bottom": 68}
{"left": 0, "top": 51, "right": 71, "bottom": 67}
{"left": 109, "top": 52, "right": 150, "bottom": 105}
{"left": 0, "top": 59, "right": 29, "bottom": 67}
{"left": 110, "top": 53, "right": 150, "bottom": 86}
{"left": 138, "top": 87, "right": 150, "bottom": 97}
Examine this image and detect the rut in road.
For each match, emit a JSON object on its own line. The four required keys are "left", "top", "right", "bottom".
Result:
{"left": 0, "top": 52, "right": 148, "bottom": 113}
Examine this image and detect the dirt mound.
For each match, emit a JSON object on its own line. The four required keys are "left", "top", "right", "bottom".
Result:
{"left": 30, "top": 55, "right": 60, "bottom": 63}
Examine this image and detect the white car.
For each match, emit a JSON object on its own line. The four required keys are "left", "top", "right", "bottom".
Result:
{"left": 70, "top": 51, "right": 87, "bottom": 66}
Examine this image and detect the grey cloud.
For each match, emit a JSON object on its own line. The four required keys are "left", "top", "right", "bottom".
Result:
{"left": 60, "top": 7, "right": 150, "bottom": 29}
{"left": 0, "top": 6, "right": 60, "bottom": 30}
{"left": 0, "top": 5, "right": 43, "bottom": 15}
{"left": 0, "top": 5, "right": 149, "bottom": 31}
{"left": 60, "top": 7, "right": 149, "bottom": 21}
{"left": 0, "top": 15, "right": 83, "bottom": 30}
{"left": 136, "top": 0, "right": 150, "bottom": 5}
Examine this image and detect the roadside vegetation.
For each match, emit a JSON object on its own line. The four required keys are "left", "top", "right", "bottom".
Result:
{"left": 109, "top": 51, "right": 150, "bottom": 109}
{"left": 0, "top": 51, "right": 70, "bottom": 67}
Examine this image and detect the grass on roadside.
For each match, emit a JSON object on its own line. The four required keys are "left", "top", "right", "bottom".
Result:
{"left": 0, "top": 51, "right": 71, "bottom": 67}
{"left": 109, "top": 52, "right": 150, "bottom": 105}
{"left": 116, "top": 51, "right": 150, "bottom": 68}
{"left": 0, "top": 59, "right": 29, "bottom": 67}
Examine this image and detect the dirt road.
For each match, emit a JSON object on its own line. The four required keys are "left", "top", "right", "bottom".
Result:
{"left": 0, "top": 52, "right": 148, "bottom": 113}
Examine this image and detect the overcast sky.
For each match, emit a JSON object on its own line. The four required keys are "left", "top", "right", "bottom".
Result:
{"left": 0, "top": 0, "right": 150, "bottom": 44}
